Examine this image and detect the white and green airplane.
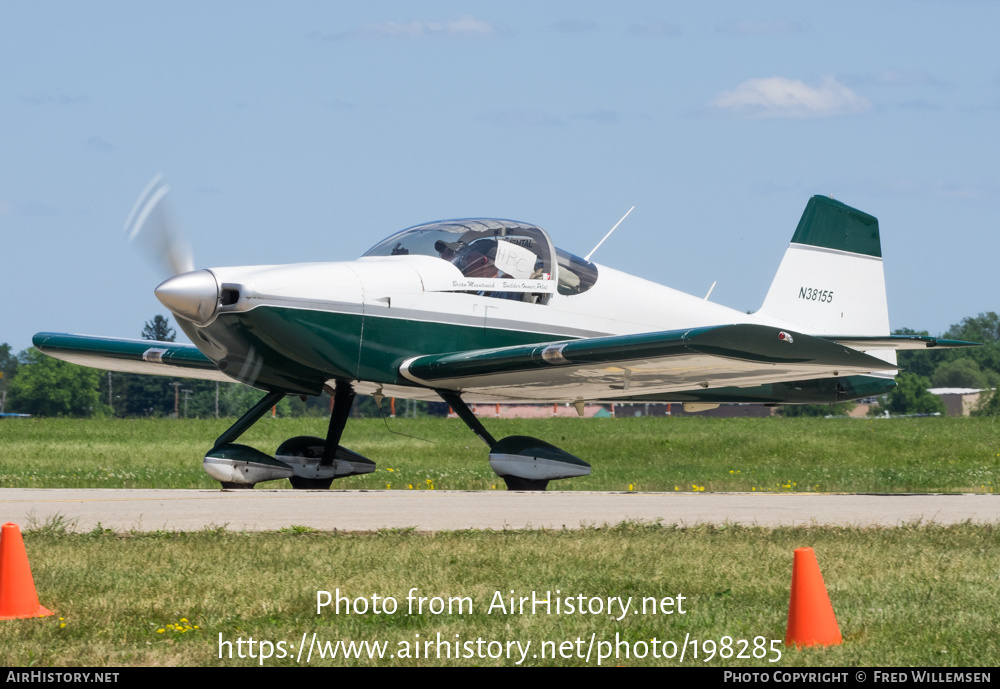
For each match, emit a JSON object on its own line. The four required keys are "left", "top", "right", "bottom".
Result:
{"left": 34, "top": 187, "right": 974, "bottom": 490}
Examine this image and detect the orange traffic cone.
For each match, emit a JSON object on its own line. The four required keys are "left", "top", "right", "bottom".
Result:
{"left": 784, "top": 547, "right": 841, "bottom": 647}
{"left": 0, "top": 522, "right": 54, "bottom": 619}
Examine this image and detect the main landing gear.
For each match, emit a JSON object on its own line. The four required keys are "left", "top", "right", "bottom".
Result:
{"left": 202, "top": 381, "right": 375, "bottom": 490}
{"left": 201, "top": 383, "right": 588, "bottom": 492}
{"left": 436, "top": 390, "right": 590, "bottom": 491}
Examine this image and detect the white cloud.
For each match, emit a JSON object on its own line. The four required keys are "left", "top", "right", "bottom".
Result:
{"left": 355, "top": 15, "right": 498, "bottom": 39}
{"left": 711, "top": 76, "right": 870, "bottom": 118}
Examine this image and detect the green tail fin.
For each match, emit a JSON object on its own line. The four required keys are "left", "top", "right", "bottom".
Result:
{"left": 791, "top": 196, "right": 881, "bottom": 258}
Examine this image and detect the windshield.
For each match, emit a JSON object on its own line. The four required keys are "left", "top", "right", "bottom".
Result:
{"left": 364, "top": 218, "right": 599, "bottom": 299}
{"left": 555, "top": 248, "right": 599, "bottom": 295}
{"left": 364, "top": 219, "right": 559, "bottom": 302}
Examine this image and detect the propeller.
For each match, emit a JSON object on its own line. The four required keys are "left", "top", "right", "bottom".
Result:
{"left": 124, "top": 174, "right": 194, "bottom": 277}
{"left": 125, "top": 175, "right": 219, "bottom": 325}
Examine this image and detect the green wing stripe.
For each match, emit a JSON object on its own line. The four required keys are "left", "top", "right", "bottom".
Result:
{"left": 403, "top": 324, "right": 890, "bottom": 383}
{"left": 791, "top": 196, "right": 882, "bottom": 258}
{"left": 33, "top": 332, "right": 222, "bottom": 374}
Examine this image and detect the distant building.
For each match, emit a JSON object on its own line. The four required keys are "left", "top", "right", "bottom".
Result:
{"left": 447, "top": 402, "right": 773, "bottom": 419}
{"left": 449, "top": 403, "right": 609, "bottom": 419}
{"left": 928, "top": 388, "right": 989, "bottom": 417}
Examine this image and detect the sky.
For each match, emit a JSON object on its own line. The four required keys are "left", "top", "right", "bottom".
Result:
{"left": 2, "top": 1, "right": 998, "bottom": 353}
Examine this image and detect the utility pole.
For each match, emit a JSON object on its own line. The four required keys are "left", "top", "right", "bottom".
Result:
{"left": 215, "top": 382, "right": 219, "bottom": 419}
{"left": 172, "top": 381, "right": 181, "bottom": 417}
{"left": 182, "top": 388, "right": 193, "bottom": 418}
{"left": 107, "top": 372, "right": 113, "bottom": 411}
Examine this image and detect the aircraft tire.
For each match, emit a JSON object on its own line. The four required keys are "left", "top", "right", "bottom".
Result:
{"left": 501, "top": 476, "right": 549, "bottom": 491}
{"left": 289, "top": 476, "right": 335, "bottom": 490}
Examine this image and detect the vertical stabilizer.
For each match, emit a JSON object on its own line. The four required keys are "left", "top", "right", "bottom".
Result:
{"left": 757, "top": 196, "right": 890, "bottom": 340}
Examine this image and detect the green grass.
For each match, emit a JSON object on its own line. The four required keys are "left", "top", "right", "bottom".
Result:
{"left": 4, "top": 521, "right": 997, "bottom": 667}
{"left": 3, "top": 418, "right": 996, "bottom": 667}
{"left": 1, "top": 416, "right": 998, "bottom": 493}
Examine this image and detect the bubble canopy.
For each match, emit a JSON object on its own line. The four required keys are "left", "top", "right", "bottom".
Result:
{"left": 363, "top": 218, "right": 598, "bottom": 298}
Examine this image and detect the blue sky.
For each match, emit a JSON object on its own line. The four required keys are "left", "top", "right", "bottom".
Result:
{"left": 2, "top": 1, "right": 998, "bottom": 353}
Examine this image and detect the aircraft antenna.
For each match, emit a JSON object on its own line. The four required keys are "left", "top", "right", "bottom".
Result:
{"left": 703, "top": 281, "right": 717, "bottom": 301}
{"left": 585, "top": 206, "right": 634, "bottom": 261}
{"left": 375, "top": 397, "right": 434, "bottom": 444}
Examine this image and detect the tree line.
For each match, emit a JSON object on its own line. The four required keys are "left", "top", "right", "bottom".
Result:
{"left": 2, "top": 313, "right": 997, "bottom": 419}
{"left": 883, "top": 312, "right": 1000, "bottom": 416}
{"left": 781, "top": 312, "right": 999, "bottom": 416}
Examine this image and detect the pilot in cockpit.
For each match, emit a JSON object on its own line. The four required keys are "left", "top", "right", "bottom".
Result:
{"left": 434, "top": 239, "right": 458, "bottom": 261}
{"left": 435, "top": 239, "right": 509, "bottom": 279}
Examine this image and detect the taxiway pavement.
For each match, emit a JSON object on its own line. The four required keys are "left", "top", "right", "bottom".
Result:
{"left": 0, "top": 489, "right": 996, "bottom": 532}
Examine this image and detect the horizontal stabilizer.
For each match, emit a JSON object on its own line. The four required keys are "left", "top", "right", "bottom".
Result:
{"left": 829, "top": 335, "right": 980, "bottom": 351}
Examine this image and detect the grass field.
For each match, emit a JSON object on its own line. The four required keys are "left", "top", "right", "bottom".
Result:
{"left": 2, "top": 417, "right": 997, "bottom": 667}
{"left": 4, "top": 521, "right": 997, "bottom": 667}
{"left": 1, "top": 415, "right": 997, "bottom": 493}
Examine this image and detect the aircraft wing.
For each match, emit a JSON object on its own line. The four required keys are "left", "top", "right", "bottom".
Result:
{"left": 32, "top": 332, "right": 232, "bottom": 383}
{"left": 399, "top": 324, "right": 900, "bottom": 402}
